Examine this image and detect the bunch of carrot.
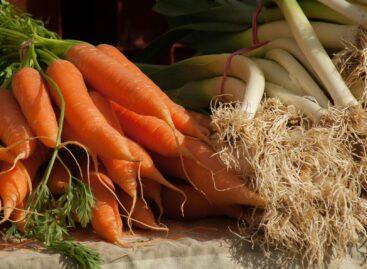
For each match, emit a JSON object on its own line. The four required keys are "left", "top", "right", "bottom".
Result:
{"left": 0, "top": 2, "right": 265, "bottom": 268}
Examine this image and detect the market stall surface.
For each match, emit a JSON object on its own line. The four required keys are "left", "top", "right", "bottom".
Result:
{"left": 0, "top": 219, "right": 365, "bottom": 269}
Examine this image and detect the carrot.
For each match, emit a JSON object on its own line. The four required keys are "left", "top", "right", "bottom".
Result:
{"left": 63, "top": 111, "right": 184, "bottom": 202}
{"left": 0, "top": 161, "right": 30, "bottom": 223}
{"left": 152, "top": 137, "right": 266, "bottom": 207}
{"left": 88, "top": 93, "right": 183, "bottom": 197}
{"left": 89, "top": 91, "right": 123, "bottom": 134}
{"left": 66, "top": 43, "right": 174, "bottom": 127}
{"left": 12, "top": 143, "right": 49, "bottom": 232}
{"left": 112, "top": 102, "right": 191, "bottom": 158}
{"left": 96, "top": 44, "right": 209, "bottom": 140}
{"left": 188, "top": 111, "right": 212, "bottom": 131}
{"left": 12, "top": 67, "right": 58, "bottom": 148}
{"left": 0, "top": 88, "right": 35, "bottom": 159}
{"left": 118, "top": 189, "right": 161, "bottom": 230}
{"left": 47, "top": 161, "right": 70, "bottom": 195}
{"left": 22, "top": 142, "right": 50, "bottom": 182}
{"left": 10, "top": 201, "right": 26, "bottom": 233}
{"left": 88, "top": 91, "right": 137, "bottom": 199}
{"left": 46, "top": 59, "right": 133, "bottom": 161}
{"left": 161, "top": 184, "right": 243, "bottom": 220}
{"left": 141, "top": 178, "right": 163, "bottom": 217}
{"left": 85, "top": 171, "right": 124, "bottom": 245}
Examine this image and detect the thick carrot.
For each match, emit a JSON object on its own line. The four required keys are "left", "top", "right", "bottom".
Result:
{"left": 10, "top": 201, "right": 26, "bottom": 233}
{"left": 13, "top": 143, "right": 49, "bottom": 232}
{"left": 188, "top": 111, "right": 212, "bottom": 131}
{"left": 112, "top": 102, "right": 191, "bottom": 158}
{"left": 152, "top": 137, "right": 266, "bottom": 207}
{"left": 47, "top": 161, "right": 70, "bottom": 195}
{"left": 89, "top": 91, "right": 137, "bottom": 199}
{"left": 89, "top": 91, "right": 123, "bottom": 134}
{"left": 85, "top": 171, "right": 123, "bottom": 245}
{"left": 118, "top": 189, "right": 161, "bottom": 230}
{"left": 103, "top": 158, "right": 137, "bottom": 198}
{"left": 0, "top": 161, "right": 30, "bottom": 222}
{"left": 141, "top": 178, "right": 163, "bottom": 215}
{"left": 46, "top": 59, "right": 133, "bottom": 161}
{"left": 162, "top": 184, "right": 243, "bottom": 220}
{"left": 12, "top": 67, "right": 58, "bottom": 148}
{"left": 0, "top": 89, "right": 35, "bottom": 159}
{"left": 66, "top": 43, "right": 173, "bottom": 127}
{"left": 96, "top": 44, "right": 208, "bottom": 141}
{"left": 22, "top": 142, "right": 50, "bottom": 183}
{"left": 88, "top": 93, "right": 183, "bottom": 196}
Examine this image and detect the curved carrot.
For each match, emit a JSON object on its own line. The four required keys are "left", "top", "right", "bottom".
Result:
{"left": 96, "top": 44, "right": 208, "bottom": 141}
{"left": 0, "top": 162, "right": 30, "bottom": 222}
{"left": 103, "top": 158, "right": 137, "bottom": 198}
{"left": 152, "top": 137, "right": 266, "bottom": 207}
{"left": 86, "top": 172, "right": 123, "bottom": 245}
{"left": 10, "top": 201, "right": 26, "bottom": 233}
{"left": 112, "top": 102, "right": 191, "bottom": 158}
{"left": 12, "top": 67, "right": 58, "bottom": 148}
{"left": 47, "top": 161, "right": 70, "bottom": 195}
{"left": 66, "top": 43, "right": 173, "bottom": 127}
{"left": 22, "top": 142, "right": 50, "bottom": 184}
{"left": 141, "top": 178, "right": 163, "bottom": 219}
{"left": 0, "top": 89, "right": 35, "bottom": 159}
{"left": 118, "top": 189, "right": 161, "bottom": 230}
{"left": 188, "top": 111, "right": 212, "bottom": 131}
{"left": 46, "top": 59, "right": 133, "bottom": 161}
{"left": 88, "top": 93, "right": 184, "bottom": 196}
{"left": 89, "top": 91, "right": 123, "bottom": 134}
{"left": 161, "top": 184, "right": 243, "bottom": 220}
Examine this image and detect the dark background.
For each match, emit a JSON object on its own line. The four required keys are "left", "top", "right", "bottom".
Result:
{"left": 9, "top": 0, "right": 168, "bottom": 52}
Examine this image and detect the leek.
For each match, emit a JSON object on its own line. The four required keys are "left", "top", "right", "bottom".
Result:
{"left": 191, "top": 21, "right": 357, "bottom": 54}
{"left": 317, "top": 0, "right": 367, "bottom": 25}
{"left": 265, "top": 82, "right": 327, "bottom": 122}
{"left": 275, "top": 0, "right": 358, "bottom": 107}
{"left": 265, "top": 48, "right": 330, "bottom": 107}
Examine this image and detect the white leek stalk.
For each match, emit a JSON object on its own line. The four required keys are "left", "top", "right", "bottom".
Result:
{"left": 276, "top": 0, "right": 358, "bottom": 107}
{"left": 265, "top": 82, "right": 327, "bottom": 122}
{"left": 318, "top": 0, "right": 367, "bottom": 25}
{"left": 168, "top": 76, "right": 246, "bottom": 109}
{"left": 265, "top": 49, "right": 330, "bottom": 107}
{"left": 252, "top": 58, "right": 305, "bottom": 95}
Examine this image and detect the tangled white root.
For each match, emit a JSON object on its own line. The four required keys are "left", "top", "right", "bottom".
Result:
{"left": 211, "top": 98, "right": 367, "bottom": 267}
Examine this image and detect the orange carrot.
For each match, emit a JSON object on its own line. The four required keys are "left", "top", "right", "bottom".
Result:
{"left": 152, "top": 137, "right": 266, "bottom": 207}
{"left": 10, "top": 201, "right": 26, "bottom": 233}
{"left": 0, "top": 89, "right": 35, "bottom": 159}
{"left": 141, "top": 178, "right": 163, "bottom": 218}
{"left": 66, "top": 43, "right": 173, "bottom": 127}
{"left": 188, "top": 111, "right": 212, "bottom": 131}
{"left": 89, "top": 91, "right": 123, "bottom": 134}
{"left": 85, "top": 171, "right": 124, "bottom": 245}
{"left": 0, "top": 161, "right": 30, "bottom": 222}
{"left": 22, "top": 142, "right": 50, "bottom": 182}
{"left": 12, "top": 67, "right": 58, "bottom": 148}
{"left": 96, "top": 44, "right": 209, "bottom": 141}
{"left": 12, "top": 144, "right": 49, "bottom": 232}
{"left": 112, "top": 102, "right": 191, "bottom": 158}
{"left": 89, "top": 91, "right": 137, "bottom": 199}
{"left": 103, "top": 158, "right": 137, "bottom": 199}
{"left": 162, "top": 184, "right": 243, "bottom": 220}
{"left": 118, "top": 189, "right": 161, "bottom": 230}
{"left": 63, "top": 113, "right": 184, "bottom": 200}
{"left": 46, "top": 59, "right": 133, "bottom": 161}
{"left": 88, "top": 93, "right": 183, "bottom": 197}
{"left": 48, "top": 161, "right": 70, "bottom": 195}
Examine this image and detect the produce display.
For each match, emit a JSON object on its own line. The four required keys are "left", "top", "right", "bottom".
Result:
{"left": 0, "top": 0, "right": 366, "bottom": 268}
